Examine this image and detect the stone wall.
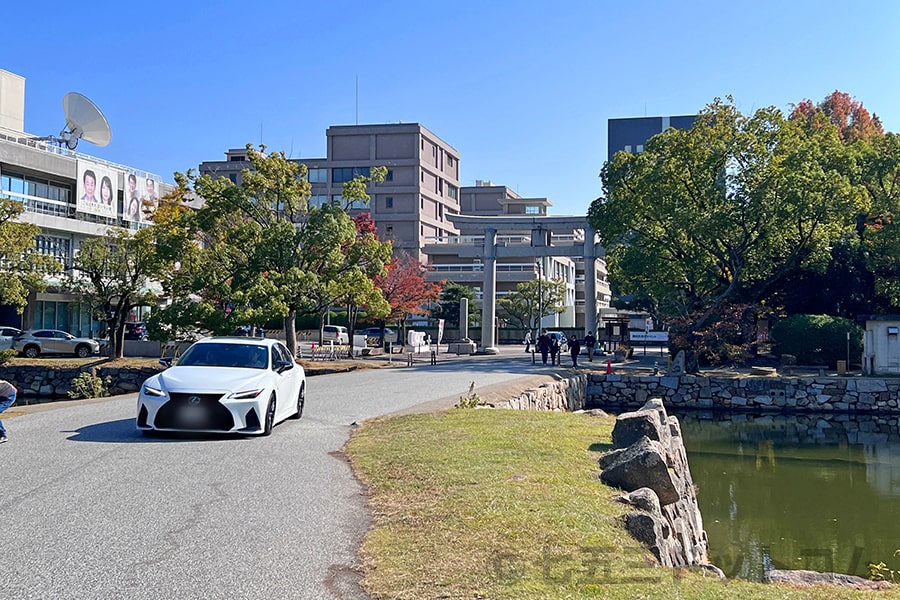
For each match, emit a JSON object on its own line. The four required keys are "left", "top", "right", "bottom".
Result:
{"left": 0, "top": 364, "right": 162, "bottom": 399}
{"left": 587, "top": 373, "right": 900, "bottom": 413}
{"left": 599, "top": 399, "right": 718, "bottom": 573}
{"left": 492, "top": 374, "right": 588, "bottom": 411}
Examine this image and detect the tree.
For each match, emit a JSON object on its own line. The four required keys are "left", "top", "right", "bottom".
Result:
{"left": 496, "top": 278, "right": 568, "bottom": 331}
{"left": 69, "top": 228, "right": 163, "bottom": 358}
{"left": 437, "top": 283, "right": 479, "bottom": 333}
{"left": 373, "top": 252, "right": 444, "bottom": 338}
{"left": 589, "top": 97, "right": 863, "bottom": 368}
{"left": 791, "top": 91, "right": 883, "bottom": 144}
{"left": 0, "top": 198, "right": 61, "bottom": 313}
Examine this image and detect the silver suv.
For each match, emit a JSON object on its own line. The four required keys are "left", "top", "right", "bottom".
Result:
{"left": 13, "top": 329, "right": 101, "bottom": 358}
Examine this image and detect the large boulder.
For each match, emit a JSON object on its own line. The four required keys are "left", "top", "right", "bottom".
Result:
{"left": 600, "top": 436, "right": 680, "bottom": 505}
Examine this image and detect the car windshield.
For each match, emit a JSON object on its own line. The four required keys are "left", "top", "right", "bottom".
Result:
{"left": 177, "top": 343, "right": 268, "bottom": 369}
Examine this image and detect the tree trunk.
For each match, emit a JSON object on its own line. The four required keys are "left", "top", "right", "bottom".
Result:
{"left": 284, "top": 309, "right": 297, "bottom": 358}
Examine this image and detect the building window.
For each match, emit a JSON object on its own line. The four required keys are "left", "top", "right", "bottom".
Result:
{"left": 307, "top": 168, "right": 327, "bottom": 183}
{"left": 385, "top": 224, "right": 393, "bottom": 236}
{"left": 228, "top": 174, "right": 237, "bottom": 184}
{"left": 229, "top": 155, "right": 246, "bottom": 161}
{"left": 36, "top": 235, "right": 71, "bottom": 265}
{"left": 525, "top": 205, "right": 541, "bottom": 215}
{"left": 385, "top": 169, "right": 393, "bottom": 182}
{"left": 309, "top": 195, "right": 329, "bottom": 209}
{"left": 437, "top": 179, "right": 443, "bottom": 194}
{"left": 624, "top": 145, "right": 632, "bottom": 152}
{"left": 332, "top": 166, "right": 370, "bottom": 183}
{"left": 447, "top": 184, "right": 458, "bottom": 200}
{"left": 385, "top": 197, "right": 393, "bottom": 208}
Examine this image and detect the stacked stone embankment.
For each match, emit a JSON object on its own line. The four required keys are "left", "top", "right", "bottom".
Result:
{"left": 0, "top": 364, "right": 163, "bottom": 399}
{"left": 587, "top": 373, "right": 900, "bottom": 413}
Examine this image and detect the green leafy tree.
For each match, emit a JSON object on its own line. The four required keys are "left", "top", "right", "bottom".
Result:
{"left": 497, "top": 278, "right": 568, "bottom": 331}
{"left": 0, "top": 198, "right": 61, "bottom": 313}
{"left": 69, "top": 228, "right": 163, "bottom": 358}
{"left": 770, "top": 314, "right": 863, "bottom": 367}
{"left": 589, "top": 97, "right": 863, "bottom": 367}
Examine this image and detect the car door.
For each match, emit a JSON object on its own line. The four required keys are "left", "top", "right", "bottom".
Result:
{"left": 52, "top": 330, "right": 74, "bottom": 354}
{"left": 272, "top": 343, "right": 300, "bottom": 420}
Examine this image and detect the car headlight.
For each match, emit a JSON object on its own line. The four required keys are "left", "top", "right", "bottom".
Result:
{"left": 228, "top": 389, "right": 263, "bottom": 400}
{"left": 142, "top": 384, "right": 166, "bottom": 397}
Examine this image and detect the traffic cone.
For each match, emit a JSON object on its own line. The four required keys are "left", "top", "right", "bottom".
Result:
{"left": 606, "top": 359, "right": 613, "bottom": 375}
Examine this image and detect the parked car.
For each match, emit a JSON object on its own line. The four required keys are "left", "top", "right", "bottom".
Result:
{"left": 13, "top": 329, "right": 101, "bottom": 358}
{"left": 0, "top": 326, "right": 22, "bottom": 350}
{"left": 137, "top": 336, "right": 306, "bottom": 436}
{"left": 321, "top": 325, "right": 349, "bottom": 344}
{"left": 359, "top": 327, "right": 396, "bottom": 341}
{"left": 124, "top": 322, "right": 149, "bottom": 341}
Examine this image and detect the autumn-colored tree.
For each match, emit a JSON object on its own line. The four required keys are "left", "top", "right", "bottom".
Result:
{"left": 373, "top": 252, "right": 443, "bottom": 339}
{"left": 791, "top": 91, "right": 883, "bottom": 143}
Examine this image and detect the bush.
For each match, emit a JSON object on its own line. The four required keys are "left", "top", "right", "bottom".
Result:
{"left": 770, "top": 314, "right": 863, "bottom": 367}
{"left": 0, "top": 349, "right": 16, "bottom": 366}
{"left": 67, "top": 372, "right": 111, "bottom": 400}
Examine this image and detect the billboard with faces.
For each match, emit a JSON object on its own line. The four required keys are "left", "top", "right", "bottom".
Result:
{"left": 76, "top": 160, "right": 118, "bottom": 219}
{"left": 123, "top": 172, "right": 161, "bottom": 223}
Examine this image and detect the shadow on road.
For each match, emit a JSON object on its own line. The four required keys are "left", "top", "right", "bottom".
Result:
{"left": 64, "top": 418, "right": 252, "bottom": 444}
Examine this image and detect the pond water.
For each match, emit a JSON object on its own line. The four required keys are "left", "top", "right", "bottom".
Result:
{"left": 677, "top": 410, "right": 900, "bottom": 582}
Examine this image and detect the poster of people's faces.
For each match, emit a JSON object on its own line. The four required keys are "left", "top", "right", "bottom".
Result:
{"left": 76, "top": 160, "right": 117, "bottom": 219}
{"left": 123, "top": 173, "right": 161, "bottom": 223}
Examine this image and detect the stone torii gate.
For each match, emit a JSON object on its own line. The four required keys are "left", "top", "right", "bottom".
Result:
{"left": 446, "top": 214, "right": 604, "bottom": 354}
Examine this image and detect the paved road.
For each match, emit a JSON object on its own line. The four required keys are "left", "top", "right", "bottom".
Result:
{"left": 0, "top": 348, "right": 542, "bottom": 599}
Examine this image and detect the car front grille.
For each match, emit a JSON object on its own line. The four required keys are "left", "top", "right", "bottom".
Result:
{"left": 154, "top": 393, "right": 235, "bottom": 431}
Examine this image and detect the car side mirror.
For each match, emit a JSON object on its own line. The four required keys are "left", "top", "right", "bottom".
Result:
{"left": 159, "top": 357, "right": 174, "bottom": 368}
{"left": 276, "top": 359, "right": 293, "bottom": 373}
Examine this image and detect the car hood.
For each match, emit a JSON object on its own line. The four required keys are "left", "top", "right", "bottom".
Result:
{"left": 150, "top": 366, "right": 271, "bottom": 393}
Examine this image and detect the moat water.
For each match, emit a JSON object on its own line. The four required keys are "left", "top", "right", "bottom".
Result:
{"left": 677, "top": 410, "right": 900, "bottom": 582}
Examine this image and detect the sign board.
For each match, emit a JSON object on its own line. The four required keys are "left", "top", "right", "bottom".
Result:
{"left": 630, "top": 331, "right": 669, "bottom": 342}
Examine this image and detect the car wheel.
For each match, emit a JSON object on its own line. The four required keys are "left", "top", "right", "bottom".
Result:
{"left": 290, "top": 383, "right": 305, "bottom": 419}
{"left": 24, "top": 345, "right": 40, "bottom": 359}
{"left": 75, "top": 345, "right": 91, "bottom": 358}
{"left": 262, "top": 395, "right": 276, "bottom": 436}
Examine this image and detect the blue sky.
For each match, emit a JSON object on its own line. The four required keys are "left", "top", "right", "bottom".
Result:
{"left": 6, "top": 0, "right": 900, "bottom": 216}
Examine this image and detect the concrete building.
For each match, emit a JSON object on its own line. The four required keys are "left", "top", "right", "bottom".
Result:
{"left": 0, "top": 68, "right": 168, "bottom": 335}
{"left": 198, "top": 123, "right": 462, "bottom": 263}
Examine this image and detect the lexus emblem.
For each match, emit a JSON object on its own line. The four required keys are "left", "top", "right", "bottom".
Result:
{"left": 188, "top": 396, "right": 201, "bottom": 405}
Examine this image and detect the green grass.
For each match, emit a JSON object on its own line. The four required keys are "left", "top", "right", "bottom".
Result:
{"left": 347, "top": 409, "right": 899, "bottom": 599}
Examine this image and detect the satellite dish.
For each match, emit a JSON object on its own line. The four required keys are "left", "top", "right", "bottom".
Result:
{"left": 59, "top": 92, "right": 112, "bottom": 149}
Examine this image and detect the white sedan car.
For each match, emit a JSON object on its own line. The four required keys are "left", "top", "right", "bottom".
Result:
{"left": 137, "top": 336, "right": 306, "bottom": 436}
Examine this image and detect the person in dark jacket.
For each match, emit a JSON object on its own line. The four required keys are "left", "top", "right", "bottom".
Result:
{"left": 583, "top": 331, "right": 596, "bottom": 362}
{"left": 537, "top": 330, "right": 551, "bottom": 365}
{"left": 550, "top": 337, "right": 560, "bottom": 366}
{"left": 569, "top": 334, "right": 582, "bottom": 368}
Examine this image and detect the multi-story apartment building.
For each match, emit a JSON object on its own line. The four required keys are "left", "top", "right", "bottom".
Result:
{"left": 0, "top": 68, "right": 167, "bottom": 335}
{"left": 198, "top": 123, "right": 462, "bottom": 263}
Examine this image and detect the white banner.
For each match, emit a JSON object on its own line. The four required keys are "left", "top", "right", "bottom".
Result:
{"left": 630, "top": 331, "right": 669, "bottom": 342}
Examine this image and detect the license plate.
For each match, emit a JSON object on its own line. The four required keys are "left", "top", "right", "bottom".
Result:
{"left": 178, "top": 405, "right": 207, "bottom": 426}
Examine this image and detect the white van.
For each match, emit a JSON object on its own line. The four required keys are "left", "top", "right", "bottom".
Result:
{"left": 322, "top": 325, "right": 349, "bottom": 344}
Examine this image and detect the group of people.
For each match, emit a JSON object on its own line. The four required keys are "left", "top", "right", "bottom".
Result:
{"left": 525, "top": 330, "right": 597, "bottom": 368}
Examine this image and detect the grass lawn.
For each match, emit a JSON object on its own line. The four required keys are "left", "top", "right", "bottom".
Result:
{"left": 347, "top": 408, "right": 897, "bottom": 599}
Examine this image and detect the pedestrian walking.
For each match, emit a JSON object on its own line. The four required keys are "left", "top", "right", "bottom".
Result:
{"left": 550, "top": 337, "right": 560, "bottom": 366}
{"left": 524, "top": 331, "right": 532, "bottom": 353}
{"left": 569, "top": 334, "right": 581, "bottom": 368}
{"left": 0, "top": 378, "right": 18, "bottom": 443}
{"left": 537, "top": 330, "right": 551, "bottom": 365}
{"left": 584, "top": 331, "right": 596, "bottom": 362}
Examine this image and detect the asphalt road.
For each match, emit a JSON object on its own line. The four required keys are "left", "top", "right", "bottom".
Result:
{"left": 0, "top": 349, "right": 539, "bottom": 600}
